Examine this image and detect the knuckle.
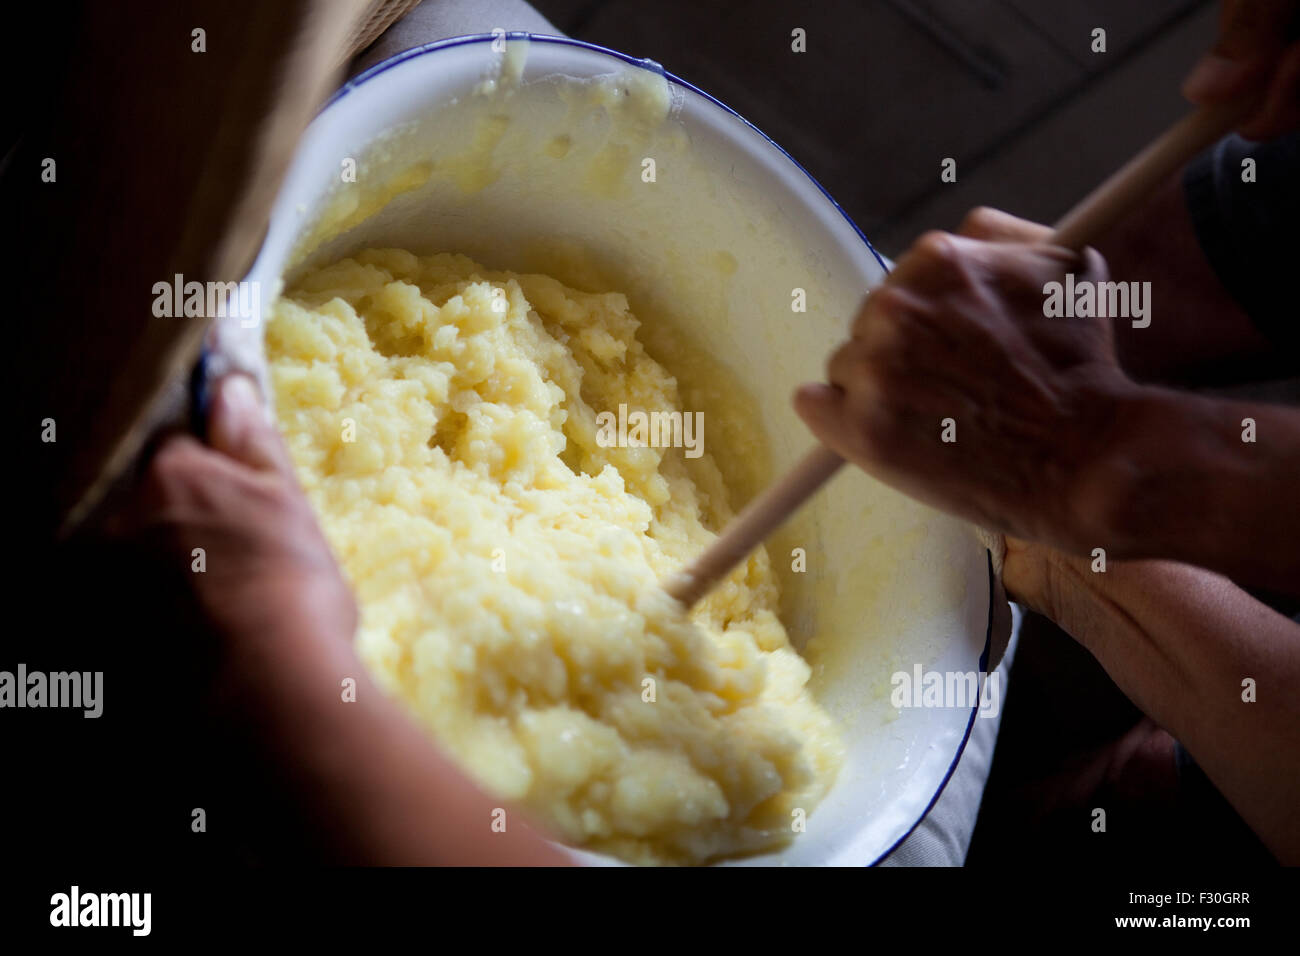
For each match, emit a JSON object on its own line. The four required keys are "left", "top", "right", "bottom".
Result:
{"left": 1082, "top": 247, "right": 1110, "bottom": 283}
{"left": 825, "top": 345, "right": 857, "bottom": 387}
{"left": 915, "top": 230, "right": 961, "bottom": 265}
{"left": 827, "top": 343, "right": 878, "bottom": 393}
{"left": 869, "top": 283, "right": 913, "bottom": 319}
{"left": 248, "top": 470, "right": 296, "bottom": 514}
{"left": 854, "top": 365, "right": 894, "bottom": 408}
{"left": 871, "top": 326, "right": 915, "bottom": 370}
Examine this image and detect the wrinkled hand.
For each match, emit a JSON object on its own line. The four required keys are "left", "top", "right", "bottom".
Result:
{"left": 1184, "top": 0, "right": 1300, "bottom": 138}
{"left": 128, "top": 374, "right": 358, "bottom": 674}
{"left": 794, "top": 208, "right": 1142, "bottom": 556}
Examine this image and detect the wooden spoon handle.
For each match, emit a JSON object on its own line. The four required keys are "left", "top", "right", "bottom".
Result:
{"left": 666, "top": 101, "right": 1250, "bottom": 608}
{"left": 1051, "top": 100, "right": 1249, "bottom": 250}
{"left": 665, "top": 444, "right": 844, "bottom": 605}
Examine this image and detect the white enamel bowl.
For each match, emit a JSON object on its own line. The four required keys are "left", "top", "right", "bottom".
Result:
{"left": 243, "top": 34, "right": 994, "bottom": 866}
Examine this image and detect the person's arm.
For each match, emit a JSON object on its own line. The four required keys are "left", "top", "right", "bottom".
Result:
{"left": 134, "top": 374, "right": 569, "bottom": 865}
{"left": 1003, "top": 537, "right": 1300, "bottom": 864}
{"left": 227, "top": 614, "right": 567, "bottom": 866}
{"left": 1074, "top": 385, "right": 1300, "bottom": 597}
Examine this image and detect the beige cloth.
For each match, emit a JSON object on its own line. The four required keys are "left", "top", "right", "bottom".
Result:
{"left": 349, "top": 0, "right": 560, "bottom": 77}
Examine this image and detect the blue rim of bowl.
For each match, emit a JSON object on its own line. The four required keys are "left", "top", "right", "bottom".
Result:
{"left": 325, "top": 32, "right": 995, "bottom": 867}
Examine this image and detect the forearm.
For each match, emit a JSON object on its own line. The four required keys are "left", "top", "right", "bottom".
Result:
{"left": 1078, "top": 385, "right": 1300, "bottom": 595}
{"left": 1013, "top": 550, "right": 1300, "bottom": 862}
{"left": 233, "top": 620, "right": 569, "bottom": 866}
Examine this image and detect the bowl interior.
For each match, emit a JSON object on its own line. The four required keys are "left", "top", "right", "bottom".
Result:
{"left": 246, "top": 34, "right": 992, "bottom": 865}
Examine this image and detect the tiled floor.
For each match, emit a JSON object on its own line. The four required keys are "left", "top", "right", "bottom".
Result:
{"left": 533, "top": 0, "right": 1215, "bottom": 255}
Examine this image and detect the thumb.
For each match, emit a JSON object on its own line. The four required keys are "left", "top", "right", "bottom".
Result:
{"left": 208, "top": 374, "right": 293, "bottom": 476}
{"left": 793, "top": 382, "right": 854, "bottom": 456}
{"left": 958, "top": 206, "right": 1054, "bottom": 243}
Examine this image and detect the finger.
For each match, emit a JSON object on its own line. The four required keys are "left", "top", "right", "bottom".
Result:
{"left": 958, "top": 240, "right": 1093, "bottom": 313}
{"left": 889, "top": 229, "right": 1085, "bottom": 297}
{"left": 887, "top": 231, "right": 970, "bottom": 290}
{"left": 849, "top": 283, "right": 931, "bottom": 345}
{"left": 208, "top": 374, "right": 293, "bottom": 476}
{"left": 1183, "top": 0, "right": 1297, "bottom": 103}
{"left": 865, "top": 235, "right": 1098, "bottom": 353}
{"left": 794, "top": 377, "right": 958, "bottom": 504}
{"left": 1078, "top": 245, "right": 1110, "bottom": 286}
{"left": 820, "top": 335, "right": 948, "bottom": 423}
{"left": 824, "top": 336, "right": 877, "bottom": 397}
{"left": 957, "top": 207, "right": 1053, "bottom": 243}
{"left": 1240, "top": 42, "right": 1300, "bottom": 138}
{"left": 792, "top": 382, "right": 858, "bottom": 459}
{"left": 123, "top": 433, "right": 248, "bottom": 533}
{"left": 972, "top": 243, "right": 1111, "bottom": 363}
{"left": 850, "top": 284, "right": 981, "bottom": 374}
{"left": 109, "top": 433, "right": 207, "bottom": 537}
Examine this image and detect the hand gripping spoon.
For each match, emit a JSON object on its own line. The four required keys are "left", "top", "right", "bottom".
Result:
{"left": 665, "top": 101, "right": 1249, "bottom": 607}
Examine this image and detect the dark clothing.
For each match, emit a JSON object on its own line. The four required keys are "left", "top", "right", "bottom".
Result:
{"left": 1184, "top": 133, "right": 1300, "bottom": 352}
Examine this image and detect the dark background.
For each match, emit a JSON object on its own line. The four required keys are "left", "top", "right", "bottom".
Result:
{"left": 531, "top": 0, "right": 1217, "bottom": 255}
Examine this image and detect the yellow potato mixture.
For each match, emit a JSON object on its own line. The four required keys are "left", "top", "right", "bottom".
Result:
{"left": 266, "top": 248, "right": 842, "bottom": 864}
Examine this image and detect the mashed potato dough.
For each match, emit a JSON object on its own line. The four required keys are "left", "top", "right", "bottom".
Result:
{"left": 266, "top": 248, "right": 842, "bottom": 864}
